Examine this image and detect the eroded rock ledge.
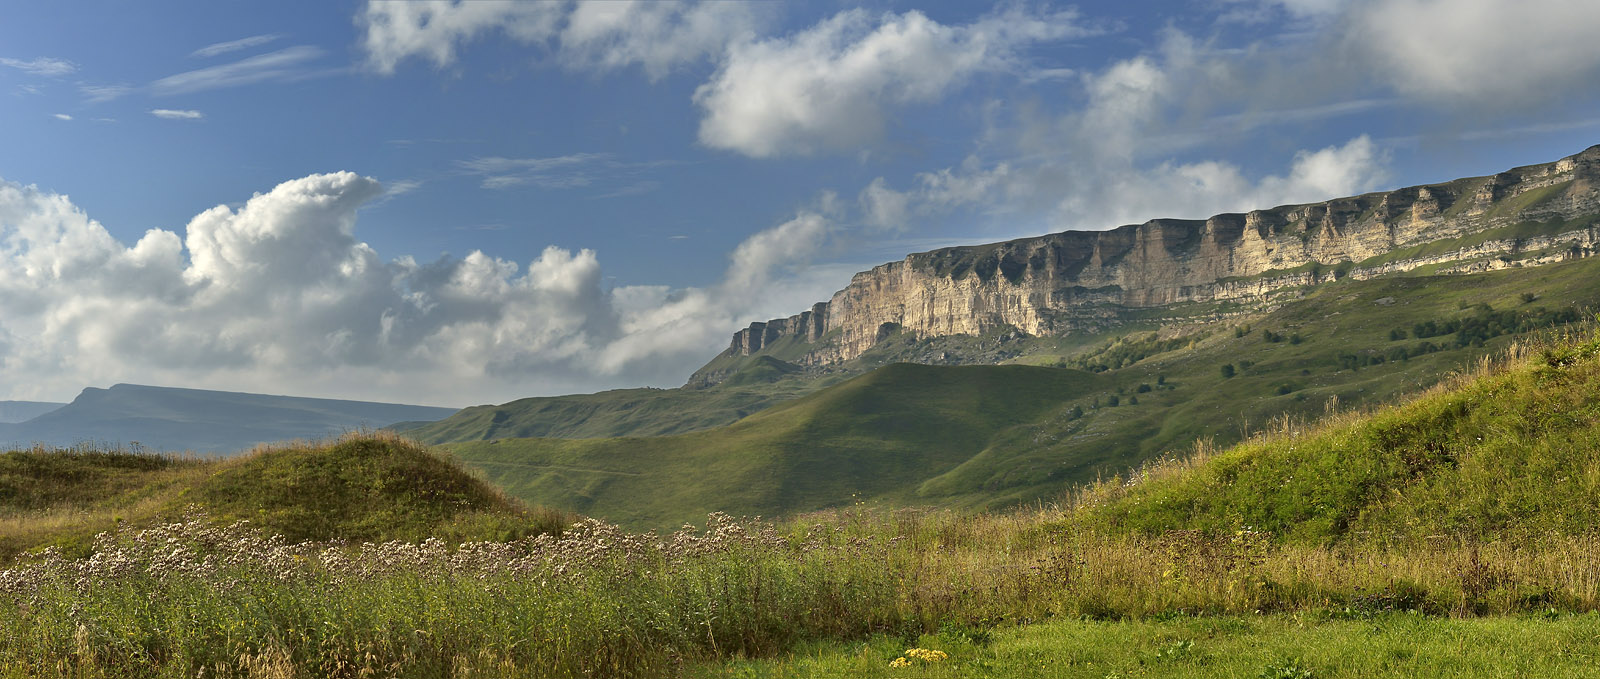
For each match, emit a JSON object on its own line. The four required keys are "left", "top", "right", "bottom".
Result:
{"left": 721, "top": 145, "right": 1600, "bottom": 368}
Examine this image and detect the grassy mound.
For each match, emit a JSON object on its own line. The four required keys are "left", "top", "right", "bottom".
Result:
{"left": 1082, "top": 329, "right": 1600, "bottom": 543}
{"left": 0, "top": 433, "right": 571, "bottom": 562}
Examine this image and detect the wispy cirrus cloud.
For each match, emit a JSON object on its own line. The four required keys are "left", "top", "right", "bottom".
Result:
{"left": 0, "top": 57, "right": 77, "bottom": 76}
{"left": 150, "top": 108, "right": 204, "bottom": 120}
{"left": 79, "top": 83, "right": 134, "bottom": 103}
{"left": 52, "top": 113, "right": 72, "bottom": 121}
{"left": 190, "top": 34, "right": 284, "bottom": 59}
{"left": 456, "top": 153, "right": 671, "bottom": 191}
{"left": 151, "top": 46, "right": 328, "bottom": 95}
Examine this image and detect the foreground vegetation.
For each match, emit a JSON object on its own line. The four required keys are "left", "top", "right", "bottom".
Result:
{"left": 697, "top": 614, "right": 1600, "bottom": 678}
{"left": 10, "top": 329, "right": 1600, "bottom": 676}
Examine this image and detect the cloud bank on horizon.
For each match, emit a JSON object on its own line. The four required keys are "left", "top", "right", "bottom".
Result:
{"left": 2, "top": 0, "right": 1599, "bottom": 405}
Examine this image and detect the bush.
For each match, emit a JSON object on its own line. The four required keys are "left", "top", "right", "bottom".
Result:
{"left": 1221, "top": 364, "right": 1236, "bottom": 379}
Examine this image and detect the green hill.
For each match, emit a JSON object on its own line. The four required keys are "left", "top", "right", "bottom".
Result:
{"left": 1083, "top": 329, "right": 1600, "bottom": 544}
{"left": 445, "top": 364, "right": 1107, "bottom": 529}
{"left": 0, "top": 433, "right": 570, "bottom": 562}
{"left": 396, "top": 356, "right": 850, "bottom": 443}
{"left": 446, "top": 256, "right": 1600, "bottom": 529}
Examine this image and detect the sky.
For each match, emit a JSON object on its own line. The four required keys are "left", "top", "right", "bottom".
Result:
{"left": 2, "top": 0, "right": 1599, "bottom": 407}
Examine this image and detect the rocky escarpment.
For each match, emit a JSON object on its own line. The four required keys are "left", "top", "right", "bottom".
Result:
{"left": 715, "top": 145, "right": 1600, "bottom": 370}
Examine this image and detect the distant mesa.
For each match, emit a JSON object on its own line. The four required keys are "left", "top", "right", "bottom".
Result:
{"left": 0, "top": 384, "right": 457, "bottom": 455}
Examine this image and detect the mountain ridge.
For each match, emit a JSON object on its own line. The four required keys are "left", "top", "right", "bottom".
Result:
{"left": 0, "top": 383, "right": 458, "bottom": 454}
{"left": 0, "top": 401, "right": 64, "bottom": 424}
{"left": 711, "top": 144, "right": 1600, "bottom": 375}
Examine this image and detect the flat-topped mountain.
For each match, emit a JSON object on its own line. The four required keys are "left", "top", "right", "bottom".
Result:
{"left": 0, "top": 384, "right": 457, "bottom": 454}
{"left": 712, "top": 145, "right": 1600, "bottom": 373}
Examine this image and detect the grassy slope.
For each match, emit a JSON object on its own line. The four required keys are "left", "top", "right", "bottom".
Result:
{"left": 398, "top": 356, "right": 852, "bottom": 443}
{"left": 1083, "top": 328, "right": 1600, "bottom": 544}
{"left": 448, "top": 256, "right": 1600, "bottom": 529}
{"left": 0, "top": 433, "right": 569, "bottom": 562}
{"left": 446, "top": 364, "right": 1106, "bottom": 529}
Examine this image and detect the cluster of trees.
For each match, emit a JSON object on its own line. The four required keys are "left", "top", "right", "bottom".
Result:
{"left": 1261, "top": 329, "right": 1303, "bottom": 344}
{"left": 1068, "top": 333, "right": 1203, "bottom": 373}
{"left": 1392, "top": 305, "right": 1582, "bottom": 350}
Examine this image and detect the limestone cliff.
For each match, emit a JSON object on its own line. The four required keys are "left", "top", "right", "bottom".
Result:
{"left": 716, "top": 145, "right": 1600, "bottom": 370}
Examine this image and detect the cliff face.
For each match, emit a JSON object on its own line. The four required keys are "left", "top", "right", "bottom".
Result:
{"left": 722, "top": 145, "right": 1600, "bottom": 366}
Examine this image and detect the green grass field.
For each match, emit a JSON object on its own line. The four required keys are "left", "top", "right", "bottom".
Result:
{"left": 695, "top": 614, "right": 1600, "bottom": 678}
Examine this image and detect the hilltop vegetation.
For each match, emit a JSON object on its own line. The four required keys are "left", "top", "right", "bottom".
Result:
{"left": 442, "top": 256, "right": 1600, "bottom": 528}
{"left": 0, "top": 433, "right": 569, "bottom": 562}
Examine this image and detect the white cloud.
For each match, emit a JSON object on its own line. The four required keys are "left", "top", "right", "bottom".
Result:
{"left": 857, "top": 29, "right": 1390, "bottom": 238}
{"left": 694, "top": 7, "right": 1090, "bottom": 157}
{"left": 558, "top": 1, "right": 761, "bottom": 79}
{"left": 191, "top": 34, "right": 284, "bottom": 59}
{"left": 80, "top": 84, "right": 134, "bottom": 103}
{"left": 457, "top": 153, "right": 669, "bottom": 192}
{"left": 150, "top": 109, "right": 203, "bottom": 120}
{"left": 358, "top": 0, "right": 762, "bottom": 78}
{"left": 0, "top": 173, "right": 845, "bottom": 405}
{"left": 0, "top": 57, "right": 76, "bottom": 77}
{"left": 359, "top": 0, "right": 562, "bottom": 74}
{"left": 151, "top": 46, "right": 326, "bottom": 95}
{"left": 52, "top": 113, "right": 72, "bottom": 121}
{"left": 1351, "top": 0, "right": 1600, "bottom": 102}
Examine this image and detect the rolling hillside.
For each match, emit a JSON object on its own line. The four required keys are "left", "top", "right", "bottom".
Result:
{"left": 397, "top": 357, "right": 849, "bottom": 443}
{"left": 446, "top": 256, "right": 1600, "bottom": 529}
{"left": 446, "top": 364, "right": 1106, "bottom": 528}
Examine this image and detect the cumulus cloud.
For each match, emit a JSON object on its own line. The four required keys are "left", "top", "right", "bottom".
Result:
{"left": 150, "top": 109, "right": 204, "bottom": 120}
{"left": 694, "top": 7, "right": 1090, "bottom": 157}
{"left": 857, "top": 29, "right": 1389, "bottom": 236}
{"left": 1351, "top": 0, "right": 1600, "bottom": 102}
{"left": 0, "top": 173, "right": 843, "bottom": 405}
{"left": 358, "top": 0, "right": 756, "bottom": 78}
{"left": 0, "top": 57, "right": 76, "bottom": 77}
{"left": 558, "top": 1, "right": 762, "bottom": 79}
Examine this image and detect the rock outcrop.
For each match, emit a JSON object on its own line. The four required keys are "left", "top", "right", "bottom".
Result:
{"left": 720, "top": 145, "right": 1600, "bottom": 368}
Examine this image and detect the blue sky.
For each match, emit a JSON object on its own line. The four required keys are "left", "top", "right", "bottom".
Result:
{"left": 2, "top": 0, "right": 1599, "bottom": 406}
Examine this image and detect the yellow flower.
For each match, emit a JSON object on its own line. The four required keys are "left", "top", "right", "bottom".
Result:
{"left": 905, "top": 648, "right": 949, "bottom": 662}
{"left": 890, "top": 657, "right": 911, "bottom": 668}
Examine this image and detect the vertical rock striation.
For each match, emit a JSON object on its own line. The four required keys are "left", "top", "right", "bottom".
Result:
{"left": 722, "top": 145, "right": 1600, "bottom": 368}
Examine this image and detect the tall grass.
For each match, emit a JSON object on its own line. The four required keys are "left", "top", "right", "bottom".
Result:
{"left": 6, "top": 504, "right": 1600, "bottom": 677}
